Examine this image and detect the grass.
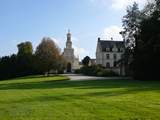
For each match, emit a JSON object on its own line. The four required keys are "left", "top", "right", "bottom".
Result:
{"left": 0, "top": 75, "right": 160, "bottom": 120}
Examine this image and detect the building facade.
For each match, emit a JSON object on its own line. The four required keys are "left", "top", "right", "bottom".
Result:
{"left": 96, "top": 37, "right": 125, "bottom": 75}
{"left": 63, "top": 30, "right": 80, "bottom": 72}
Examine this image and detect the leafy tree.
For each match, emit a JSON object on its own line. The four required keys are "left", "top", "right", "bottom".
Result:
{"left": 17, "top": 41, "right": 33, "bottom": 56}
{"left": 133, "top": 0, "right": 160, "bottom": 79}
{"left": 121, "top": 0, "right": 160, "bottom": 79}
{"left": 82, "top": 56, "right": 91, "bottom": 66}
{"left": 122, "top": 2, "right": 141, "bottom": 50}
{"left": 35, "top": 37, "right": 62, "bottom": 74}
{"left": 0, "top": 54, "right": 18, "bottom": 80}
{"left": 17, "top": 41, "right": 35, "bottom": 76}
{"left": 120, "top": 2, "right": 141, "bottom": 76}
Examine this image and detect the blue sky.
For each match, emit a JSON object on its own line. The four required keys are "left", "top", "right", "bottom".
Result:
{"left": 0, "top": 0, "right": 146, "bottom": 59}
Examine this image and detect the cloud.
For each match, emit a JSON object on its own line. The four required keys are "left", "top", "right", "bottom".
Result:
{"left": 50, "top": 37, "right": 61, "bottom": 45}
{"left": 50, "top": 37, "right": 65, "bottom": 52}
{"left": 89, "top": 0, "right": 147, "bottom": 10}
{"left": 73, "top": 45, "right": 88, "bottom": 58}
{"left": 89, "top": 0, "right": 108, "bottom": 6}
{"left": 111, "top": 0, "right": 147, "bottom": 10}
{"left": 101, "top": 25, "right": 123, "bottom": 40}
{"left": 72, "top": 36, "right": 79, "bottom": 42}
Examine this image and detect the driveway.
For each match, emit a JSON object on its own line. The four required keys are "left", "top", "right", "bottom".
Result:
{"left": 62, "top": 74, "right": 130, "bottom": 81}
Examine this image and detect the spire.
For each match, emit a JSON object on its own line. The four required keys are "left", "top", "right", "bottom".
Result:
{"left": 67, "top": 29, "right": 71, "bottom": 42}
{"left": 66, "top": 29, "right": 72, "bottom": 48}
{"left": 68, "top": 29, "right": 70, "bottom": 34}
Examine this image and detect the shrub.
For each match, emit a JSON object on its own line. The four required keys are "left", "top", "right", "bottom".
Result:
{"left": 79, "top": 65, "right": 118, "bottom": 77}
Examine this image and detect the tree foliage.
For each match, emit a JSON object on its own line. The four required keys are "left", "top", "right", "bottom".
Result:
{"left": 82, "top": 56, "right": 91, "bottom": 66}
{"left": 17, "top": 41, "right": 33, "bottom": 56}
{"left": 133, "top": 0, "right": 160, "bottom": 79}
{"left": 35, "top": 37, "right": 64, "bottom": 74}
{"left": 0, "top": 38, "right": 66, "bottom": 80}
{"left": 122, "top": 2, "right": 141, "bottom": 50}
{"left": 122, "top": 0, "right": 160, "bottom": 79}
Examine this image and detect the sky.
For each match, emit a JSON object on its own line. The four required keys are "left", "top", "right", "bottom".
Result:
{"left": 0, "top": 0, "right": 147, "bottom": 60}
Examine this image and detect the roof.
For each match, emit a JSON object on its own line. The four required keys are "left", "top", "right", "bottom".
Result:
{"left": 98, "top": 39, "right": 124, "bottom": 52}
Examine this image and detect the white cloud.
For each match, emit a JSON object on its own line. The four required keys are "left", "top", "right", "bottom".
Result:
{"left": 89, "top": 0, "right": 147, "bottom": 10}
{"left": 101, "top": 25, "right": 123, "bottom": 40}
{"left": 51, "top": 37, "right": 61, "bottom": 45}
{"left": 111, "top": 0, "right": 147, "bottom": 10}
{"left": 73, "top": 45, "right": 88, "bottom": 58}
{"left": 72, "top": 36, "right": 79, "bottom": 42}
{"left": 89, "top": 0, "right": 108, "bottom": 6}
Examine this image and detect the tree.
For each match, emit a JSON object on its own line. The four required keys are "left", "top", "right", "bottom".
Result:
{"left": 122, "top": 2, "right": 141, "bottom": 50}
{"left": 0, "top": 54, "right": 18, "bottom": 80}
{"left": 133, "top": 0, "right": 160, "bottom": 79}
{"left": 17, "top": 41, "right": 33, "bottom": 56}
{"left": 82, "top": 56, "right": 91, "bottom": 66}
{"left": 17, "top": 41, "right": 35, "bottom": 76}
{"left": 35, "top": 37, "right": 62, "bottom": 74}
{"left": 121, "top": 0, "right": 160, "bottom": 79}
{"left": 121, "top": 2, "right": 141, "bottom": 76}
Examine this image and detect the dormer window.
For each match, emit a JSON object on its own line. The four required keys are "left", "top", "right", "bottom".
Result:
{"left": 113, "top": 47, "right": 117, "bottom": 52}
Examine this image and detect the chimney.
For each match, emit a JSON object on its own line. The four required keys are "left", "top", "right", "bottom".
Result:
{"left": 98, "top": 37, "right": 100, "bottom": 42}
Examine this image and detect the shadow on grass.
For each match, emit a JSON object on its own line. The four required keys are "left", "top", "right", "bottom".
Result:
{"left": 0, "top": 79, "right": 160, "bottom": 105}
{"left": 0, "top": 79, "right": 160, "bottom": 93}
{"left": 0, "top": 79, "right": 159, "bottom": 89}
{"left": 1, "top": 86, "right": 160, "bottom": 105}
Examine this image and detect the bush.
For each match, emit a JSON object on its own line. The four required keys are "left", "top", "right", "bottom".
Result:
{"left": 79, "top": 65, "right": 118, "bottom": 77}
{"left": 97, "top": 69, "right": 118, "bottom": 77}
{"left": 74, "top": 69, "right": 81, "bottom": 74}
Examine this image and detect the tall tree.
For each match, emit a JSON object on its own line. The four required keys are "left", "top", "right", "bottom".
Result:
{"left": 121, "top": 2, "right": 141, "bottom": 75}
{"left": 82, "top": 56, "right": 91, "bottom": 66}
{"left": 122, "top": 2, "right": 141, "bottom": 50}
{"left": 35, "top": 37, "right": 62, "bottom": 74}
{"left": 16, "top": 41, "right": 35, "bottom": 76}
{"left": 133, "top": 0, "right": 160, "bottom": 79}
{"left": 17, "top": 41, "right": 33, "bottom": 56}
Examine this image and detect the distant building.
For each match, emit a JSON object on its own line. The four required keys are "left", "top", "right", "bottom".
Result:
{"left": 89, "top": 59, "right": 96, "bottom": 66}
{"left": 63, "top": 30, "right": 80, "bottom": 72}
{"left": 96, "top": 37, "right": 125, "bottom": 75}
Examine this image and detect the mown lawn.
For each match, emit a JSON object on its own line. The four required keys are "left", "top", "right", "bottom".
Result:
{"left": 0, "top": 75, "right": 160, "bottom": 120}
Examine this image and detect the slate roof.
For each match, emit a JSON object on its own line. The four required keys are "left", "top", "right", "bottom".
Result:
{"left": 98, "top": 39, "right": 124, "bottom": 52}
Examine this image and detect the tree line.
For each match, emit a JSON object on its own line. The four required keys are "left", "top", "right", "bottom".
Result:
{"left": 121, "top": 0, "right": 160, "bottom": 79}
{"left": 0, "top": 37, "right": 66, "bottom": 80}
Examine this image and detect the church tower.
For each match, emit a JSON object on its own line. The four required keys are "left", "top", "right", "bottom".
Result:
{"left": 63, "top": 30, "right": 74, "bottom": 72}
{"left": 66, "top": 30, "right": 72, "bottom": 49}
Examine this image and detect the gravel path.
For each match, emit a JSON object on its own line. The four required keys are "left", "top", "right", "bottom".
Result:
{"left": 62, "top": 74, "right": 130, "bottom": 81}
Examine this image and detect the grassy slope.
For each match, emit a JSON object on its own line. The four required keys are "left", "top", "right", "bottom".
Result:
{"left": 0, "top": 76, "right": 160, "bottom": 120}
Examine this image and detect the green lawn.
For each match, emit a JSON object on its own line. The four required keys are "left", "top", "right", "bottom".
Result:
{"left": 0, "top": 75, "right": 160, "bottom": 120}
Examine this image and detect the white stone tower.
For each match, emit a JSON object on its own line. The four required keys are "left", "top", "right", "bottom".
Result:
{"left": 63, "top": 30, "right": 74, "bottom": 72}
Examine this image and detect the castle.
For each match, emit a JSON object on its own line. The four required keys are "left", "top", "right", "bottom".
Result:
{"left": 96, "top": 37, "right": 125, "bottom": 75}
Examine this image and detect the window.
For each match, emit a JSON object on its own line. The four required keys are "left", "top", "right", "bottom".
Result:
{"left": 110, "top": 47, "right": 113, "bottom": 52}
{"left": 113, "top": 54, "right": 117, "bottom": 60}
{"left": 106, "top": 62, "right": 110, "bottom": 68}
{"left": 106, "top": 48, "right": 110, "bottom": 52}
{"left": 120, "top": 48, "right": 124, "bottom": 52}
{"left": 121, "top": 54, "right": 123, "bottom": 59}
{"left": 118, "top": 48, "right": 121, "bottom": 52}
{"left": 106, "top": 54, "right": 110, "bottom": 59}
{"left": 114, "top": 61, "right": 117, "bottom": 67}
